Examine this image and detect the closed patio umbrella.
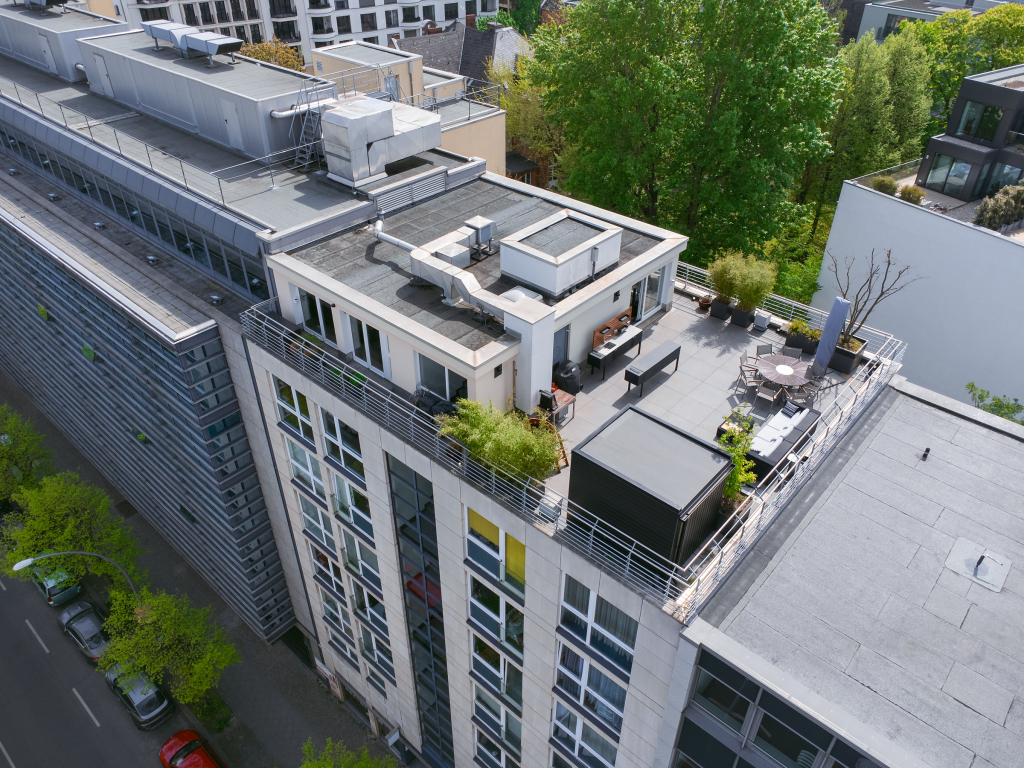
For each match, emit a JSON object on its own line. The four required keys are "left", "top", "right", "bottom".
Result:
{"left": 813, "top": 297, "right": 851, "bottom": 373}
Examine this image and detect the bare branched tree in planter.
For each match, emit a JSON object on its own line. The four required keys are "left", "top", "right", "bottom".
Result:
{"left": 827, "top": 248, "right": 921, "bottom": 349}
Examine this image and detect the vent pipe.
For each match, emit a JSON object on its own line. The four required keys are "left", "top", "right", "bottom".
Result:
{"left": 373, "top": 219, "right": 416, "bottom": 252}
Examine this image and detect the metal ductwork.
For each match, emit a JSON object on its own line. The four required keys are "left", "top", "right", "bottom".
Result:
{"left": 373, "top": 219, "right": 417, "bottom": 252}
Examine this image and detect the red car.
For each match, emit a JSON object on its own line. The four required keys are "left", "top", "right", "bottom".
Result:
{"left": 160, "top": 731, "right": 228, "bottom": 768}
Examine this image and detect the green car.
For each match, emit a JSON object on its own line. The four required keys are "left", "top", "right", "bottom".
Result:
{"left": 32, "top": 568, "right": 82, "bottom": 607}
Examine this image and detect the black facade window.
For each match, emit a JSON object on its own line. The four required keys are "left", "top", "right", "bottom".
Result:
{"left": 139, "top": 7, "right": 169, "bottom": 21}
{"left": 337, "top": 14, "right": 351, "bottom": 31}
{"left": 183, "top": 3, "right": 199, "bottom": 24}
{"left": 384, "top": 9, "right": 397, "bottom": 26}
{"left": 235, "top": 25, "right": 248, "bottom": 40}
{"left": 269, "top": 0, "right": 296, "bottom": 16}
{"left": 362, "top": 35, "right": 378, "bottom": 43}
{"left": 924, "top": 153, "right": 974, "bottom": 198}
{"left": 360, "top": 12, "right": 377, "bottom": 30}
{"left": 444, "top": 1, "right": 457, "bottom": 18}
{"left": 422, "top": 4, "right": 434, "bottom": 19}
{"left": 335, "top": 0, "right": 349, "bottom": 8}
{"left": 465, "top": 0, "right": 475, "bottom": 14}
{"left": 359, "top": 0, "right": 374, "bottom": 7}
{"left": 956, "top": 100, "right": 1003, "bottom": 143}
{"left": 230, "top": 0, "right": 243, "bottom": 18}
{"left": 250, "top": 22, "right": 264, "bottom": 41}
{"left": 273, "top": 20, "right": 300, "bottom": 39}
{"left": 199, "top": 2, "right": 214, "bottom": 24}
{"left": 312, "top": 15, "right": 333, "bottom": 33}
{"left": 215, "top": 1, "right": 230, "bottom": 22}
{"left": 401, "top": 6, "right": 417, "bottom": 21}
{"left": 246, "top": 0, "right": 260, "bottom": 17}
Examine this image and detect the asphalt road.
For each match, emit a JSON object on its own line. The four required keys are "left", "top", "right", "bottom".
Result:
{"left": 0, "top": 574, "right": 190, "bottom": 768}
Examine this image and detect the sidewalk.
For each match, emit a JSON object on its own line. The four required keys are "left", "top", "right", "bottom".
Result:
{"left": 0, "top": 367, "right": 386, "bottom": 768}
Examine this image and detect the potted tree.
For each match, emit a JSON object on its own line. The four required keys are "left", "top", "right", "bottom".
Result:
{"left": 707, "top": 254, "right": 738, "bottom": 320}
{"left": 785, "top": 318, "right": 822, "bottom": 354}
{"left": 826, "top": 249, "right": 920, "bottom": 374}
{"left": 731, "top": 256, "right": 777, "bottom": 328}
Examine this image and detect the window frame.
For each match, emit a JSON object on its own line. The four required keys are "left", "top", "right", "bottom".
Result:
{"left": 275, "top": 377, "right": 315, "bottom": 442}
{"left": 474, "top": 683, "right": 522, "bottom": 758}
{"left": 320, "top": 407, "right": 364, "bottom": 480}
{"left": 359, "top": 11, "right": 377, "bottom": 29}
{"left": 417, "top": 352, "right": 468, "bottom": 403}
{"left": 299, "top": 493, "right": 336, "bottom": 551}
{"left": 331, "top": 470, "right": 373, "bottom": 539}
{"left": 342, "top": 529, "right": 382, "bottom": 590}
{"left": 319, "top": 585, "right": 354, "bottom": 639}
{"left": 287, "top": 438, "right": 326, "bottom": 500}
{"left": 476, "top": 725, "right": 520, "bottom": 768}
{"left": 552, "top": 702, "right": 618, "bottom": 768}
{"left": 472, "top": 633, "right": 523, "bottom": 708}
{"left": 348, "top": 315, "right": 389, "bottom": 375}
{"left": 467, "top": 508, "right": 525, "bottom": 597}
{"left": 309, "top": 540, "right": 347, "bottom": 596}
{"left": 297, "top": 287, "right": 338, "bottom": 346}
{"left": 555, "top": 643, "right": 627, "bottom": 732}
{"left": 956, "top": 100, "right": 1003, "bottom": 143}
{"left": 559, "top": 575, "right": 637, "bottom": 674}
{"left": 444, "top": 1, "right": 457, "bottom": 18}
{"left": 352, "top": 581, "right": 389, "bottom": 639}
{"left": 470, "top": 575, "right": 524, "bottom": 659}
{"left": 360, "top": 624, "right": 395, "bottom": 678}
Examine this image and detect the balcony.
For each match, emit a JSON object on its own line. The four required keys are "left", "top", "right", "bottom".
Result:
{"left": 308, "top": 0, "right": 333, "bottom": 10}
{"left": 268, "top": 1, "right": 297, "bottom": 17}
{"left": 400, "top": 13, "right": 421, "bottom": 26}
{"left": 241, "top": 276, "right": 904, "bottom": 625}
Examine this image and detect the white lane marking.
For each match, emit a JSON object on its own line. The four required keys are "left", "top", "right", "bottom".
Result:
{"left": 24, "top": 620, "right": 48, "bottom": 653}
{"left": 72, "top": 688, "right": 100, "bottom": 727}
{"left": 0, "top": 738, "right": 15, "bottom": 768}
{"left": 0, "top": 579, "right": 6, "bottom": 591}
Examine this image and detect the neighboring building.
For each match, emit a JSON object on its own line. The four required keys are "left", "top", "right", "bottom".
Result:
{"left": 312, "top": 40, "right": 507, "bottom": 173}
{"left": 856, "top": 0, "right": 983, "bottom": 41}
{"left": 505, "top": 150, "right": 539, "bottom": 187}
{"left": 390, "top": 20, "right": 527, "bottom": 86}
{"left": 815, "top": 63, "right": 1024, "bottom": 403}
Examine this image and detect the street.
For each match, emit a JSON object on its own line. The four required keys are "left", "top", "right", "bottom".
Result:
{"left": 0, "top": 572, "right": 190, "bottom": 767}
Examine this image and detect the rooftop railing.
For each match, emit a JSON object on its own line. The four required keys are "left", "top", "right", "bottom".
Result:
{"left": 853, "top": 159, "right": 922, "bottom": 188}
{"left": 242, "top": 289, "right": 905, "bottom": 624}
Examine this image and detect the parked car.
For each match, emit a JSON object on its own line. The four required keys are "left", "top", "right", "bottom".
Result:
{"left": 31, "top": 568, "right": 81, "bottom": 607}
{"left": 58, "top": 601, "right": 110, "bottom": 663}
{"left": 104, "top": 664, "right": 175, "bottom": 730}
{"left": 160, "top": 730, "right": 228, "bottom": 768}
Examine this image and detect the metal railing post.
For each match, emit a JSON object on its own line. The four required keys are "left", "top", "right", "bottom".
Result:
{"left": 144, "top": 143, "right": 155, "bottom": 171}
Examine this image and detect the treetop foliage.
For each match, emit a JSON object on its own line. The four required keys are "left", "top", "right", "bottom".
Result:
{"left": 239, "top": 37, "right": 304, "bottom": 71}
{"left": 0, "top": 404, "right": 52, "bottom": 512}
{"left": 300, "top": 739, "right": 398, "bottom": 768}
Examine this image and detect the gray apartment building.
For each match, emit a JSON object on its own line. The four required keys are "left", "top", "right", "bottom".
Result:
{"left": 1, "top": 9, "right": 1022, "bottom": 768}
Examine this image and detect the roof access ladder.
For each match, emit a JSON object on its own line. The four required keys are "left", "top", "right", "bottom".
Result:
{"left": 290, "top": 79, "right": 335, "bottom": 171}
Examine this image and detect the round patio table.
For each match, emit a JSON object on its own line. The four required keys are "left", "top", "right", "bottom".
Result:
{"left": 756, "top": 354, "right": 810, "bottom": 387}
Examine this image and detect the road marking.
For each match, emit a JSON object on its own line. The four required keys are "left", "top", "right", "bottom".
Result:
{"left": 72, "top": 688, "right": 100, "bottom": 727}
{"left": 0, "top": 738, "right": 15, "bottom": 768}
{"left": 24, "top": 620, "right": 47, "bottom": 653}
{"left": 0, "top": 578, "right": 6, "bottom": 591}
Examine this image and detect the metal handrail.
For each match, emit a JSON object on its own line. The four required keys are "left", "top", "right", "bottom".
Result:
{"left": 241, "top": 297, "right": 905, "bottom": 622}
{"left": 853, "top": 159, "right": 922, "bottom": 187}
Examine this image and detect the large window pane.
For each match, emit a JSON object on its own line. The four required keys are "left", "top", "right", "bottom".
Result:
{"left": 925, "top": 154, "right": 952, "bottom": 191}
{"left": 753, "top": 713, "right": 818, "bottom": 768}
{"left": 943, "top": 158, "right": 973, "bottom": 197}
{"left": 692, "top": 669, "right": 750, "bottom": 731}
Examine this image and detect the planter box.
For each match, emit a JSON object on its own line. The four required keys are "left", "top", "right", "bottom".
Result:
{"left": 709, "top": 299, "right": 732, "bottom": 320}
{"left": 828, "top": 335, "right": 866, "bottom": 374}
{"left": 730, "top": 306, "right": 755, "bottom": 328}
{"left": 786, "top": 331, "right": 820, "bottom": 355}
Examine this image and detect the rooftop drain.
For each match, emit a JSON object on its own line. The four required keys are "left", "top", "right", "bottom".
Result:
{"left": 146, "top": 255, "right": 160, "bottom": 266}
{"left": 945, "top": 537, "right": 1011, "bottom": 592}
{"left": 47, "top": 193, "right": 60, "bottom": 202}
{"left": 209, "top": 294, "right": 225, "bottom": 306}
{"left": 93, "top": 222, "right": 105, "bottom": 231}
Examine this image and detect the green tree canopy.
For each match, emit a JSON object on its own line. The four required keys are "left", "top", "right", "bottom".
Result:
{"left": 970, "top": 3, "right": 1024, "bottom": 72}
{"left": 965, "top": 382, "right": 1023, "bottom": 424}
{"left": 239, "top": 37, "right": 304, "bottom": 71}
{"left": 507, "top": 0, "right": 541, "bottom": 36}
{"left": 529, "top": 0, "right": 843, "bottom": 264}
{"left": 300, "top": 739, "right": 398, "bottom": 768}
{"left": 0, "top": 404, "right": 52, "bottom": 514}
{"left": 99, "top": 587, "right": 240, "bottom": 705}
{"left": 3, "top": 472, "right": 139, "bottom": 587}
{"left": 488, "top": 56, "right": 564, "bottom": 167}
{"left": 880, "top": 30, "right": 932, "bottom": 160}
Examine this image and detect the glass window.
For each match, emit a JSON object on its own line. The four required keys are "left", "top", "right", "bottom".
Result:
{"left": 470, "top": 577, "right": 524, "bottom": 658}
{"left": 299, "top": 289, "right": 338, "bottom": 345}
{"left": 465, "top": 0, "right": 475, "bottom": 13}
{"left": 275, "top": 377, "right": 314, "bottom": 441}
{"left": 342, "top": 530, "right": 382, "bottom": 590}
{"left": 349, "top": 316, "right": 387, "bottom": 373}
{"left": 552, "top": 702, "right": 617, "bottom": 768}
{"left": 288, "top": 439, "right": 326, "bottom": 499}
{"left": 337, "top": 14, "right": 351, "bottom": 32}
{"left": 309, "top": 541, "right": 346, "bottom": 595}
{"left": 753, "top": 712, "right": 818, "bottom": 768}
{"left": 353, "top": 581, "right": 389, "bottom": 638}
{"left": 556, "top": 644, "right": 627, "bottom": 731}
{"left": 360, "top": 12, "right": 377, "bottom": 30}
{"left": 467, "top": 509, "right": 525, "bottom": 595}
{"left": 675, "top": 719, "right": 739, "bottom": 768}
{"left": 331, "top": 470, "right": 373, "bottom": 538}
{"left": 320, "top": 408, "right": 363, "bottom": 479}
{"left": 360, "top": 625, "right": 394, "bottom": 677}
{"left": 691, "top": 667, "right": 751, "bottom": 732}
{"left": 384, "top": 8, "right": 397, "bottom": 25}
{"left": 925, "top": 153, "right": 974, "bottom": 199}
{"left": 319, "top": 585, "right": 353, "bottom": 640}
{"left": 402, "top": 6, "right": 417, "bottom": 21}
{"left": 418, "top": 353, "right": 468, "bottom": 402}
{"left": 956, "top": 100, "right": 1003, "bottom": 142}
{"left": 472, "top": 634, "right": 522, "bottom": 707}
{"left": 474, "top": 684, "right": 521, "bottom": 756}
{"left": 982, "top": 162, "right": 1023, "bottom": 196}
{"left": 422, "top": 4, "right": 434, "bottom": 19}
{"left": 560, "top": 576, "right": 636, "bottom": 673}
{"left": 444, "top": 1, "right": 457, "bottom": 17}
{"left": 475, "top": 727, "right": 518, "bottom": 768}
{"left": 300, "top": 494, "right": 335, "bottom": 551}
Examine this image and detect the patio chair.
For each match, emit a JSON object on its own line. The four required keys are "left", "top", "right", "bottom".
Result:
{"left": 755, "top": 383, "right": 781, "bottom": 409}
{"left": 787, "top": 387, "right": 815, "bottom": 406}
{"left": 753, "top": 312, "right": 770, "bottom": 332}
{"left": 738, "top": 364, "right": 759, "bottom": 389}
{"left": 755, "top": 343, "right": 774, "bottom": 359}
{"left": 739, "top": 351, "right": 757, "bottom": 371}
{"left": 781, "top": 345, "right": 802, "bottom": 360}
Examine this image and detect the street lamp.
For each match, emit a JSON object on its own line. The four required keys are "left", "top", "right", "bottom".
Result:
{"left": 13, "top": 550, "right": 138, "bottom": 595}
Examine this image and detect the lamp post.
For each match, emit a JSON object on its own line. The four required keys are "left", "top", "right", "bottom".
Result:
{"left": 13, "top": 551, "right": 138, "bottom": 595}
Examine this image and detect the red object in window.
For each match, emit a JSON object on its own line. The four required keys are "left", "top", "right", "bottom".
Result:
{"left": 160, "top": 730, "right": 228, "bottom": 768}
{"left": 405, "top": 571, "right": 442, "bottom": 608}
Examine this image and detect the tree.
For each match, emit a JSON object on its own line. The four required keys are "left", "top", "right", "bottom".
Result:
{"left": 0, "top": 405, "right": 52, "bottom": 516}
{"left": 970, "top": 3, "right": 1024, "bottom": 73}
{"left": 300, "top": 739, "right": 398, "bottom": 768}
{"left": 827, "top": 248, "right": 921, "bottom": 348}
{"left": 718, "top": 409, "right": 756, "bottom": 504}
{"left": 879, "top": 31, "right": 932, "bottom": 161}
{"left": 508, "top": 0, "right": 541, "bottom": 36}
{"left": 487, "top": 57, "right": 564, "bottom": 180}
{"left": 239, "top": 38, "right": 304, "bottom": 71}
{"left": 3, "top": 472, "right": 140, "bottom": 587}
{"left": 965, "top": 383, "right": 1023, "bottom": 424}
{"left": 99, "top": 587, "right": 240, "bottom": 705}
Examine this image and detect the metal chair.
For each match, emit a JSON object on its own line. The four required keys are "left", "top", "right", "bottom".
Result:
{"left": 738, "top": 364, "right": 759, "bottom": 389}
{"left": 755, "top": 344, "right": 774, "bottom": 358}
{"left": 739, "top": 351, "right": 757, "bottom": 371}
{"left": 787, "top": 387, "right": 815, "bottom": 406}
{"left": 781, "top": 345, "right": 802, "bottom": 360}
{"left": 755, "top": 383, "right": 781, "bottom": 410}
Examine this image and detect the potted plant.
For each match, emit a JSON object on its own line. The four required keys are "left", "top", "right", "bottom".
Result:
{"left": 826, "top": 248, "right": 921, "bottom": 374}
{"left": 707, "top": 254, "right": 738, "bottom": 320}
{"left": 697, "top": 294, "right": 713, "bottom": 312}
{"left": 785, "top": 318, "right": 822, "bottom": 354}
{"left": 731, "top": 256, "right": 777, "bottom": 328}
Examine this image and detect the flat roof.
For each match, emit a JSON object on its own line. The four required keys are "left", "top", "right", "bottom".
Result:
{"left": 575, "top": 408, "right": 730, "bottom": 509}
{"left": 521, "top": 217, "right": 603, "bottom": 256}
{"left": 0, "top": 2, "right": 119, "bottom": 31}
{"left": 423, "top": 69, "right": 460, "bottom": 86}
{"left": 289, "top": 178, "right": 661, "bottom": 350}
{"left": 321, "top": 41, "right": 413, "bottom": 67}
{"left": 83, "top": 31, "right": 315, "bottom": 100}
{"left": 705, "top": 390, "right": 1024, "bottom": 768}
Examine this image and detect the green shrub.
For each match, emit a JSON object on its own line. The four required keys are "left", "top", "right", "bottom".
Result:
{"left": 974, "top": 182, "right": 1024, "bottom": 230}
{"left": 870, "top": 175, "right": 898, "bottom": 195}
{"left": 897, "top": 185, "right": 925, "bottom": 205}
{"left": 707, "top": 253, "right": 739, "bottom": 304}
{"left": 787, "top": 319, "right": 822, "bottom": 340}
{"left": 717, "top": 408, "right": 756, "bottom": 502}
{"left": 437, "top": 400, "right": 562, "bottom": 480}
{"left": 734, "top": 256, "right": 777, "bottom": 312}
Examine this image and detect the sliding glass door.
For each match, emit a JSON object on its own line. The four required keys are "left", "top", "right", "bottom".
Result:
{"left": 350, "top": 316, "right": 389, "bottom": 376}
{"left": 299, "top": 288, "right": 337, "bottom": 347}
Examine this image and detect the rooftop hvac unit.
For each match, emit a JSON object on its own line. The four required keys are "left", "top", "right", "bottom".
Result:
{"left": 182, "top": 31, "right": 245, "bottom": 57}
{"left": 140, "top": 20, "right": 195, "bottom": 48}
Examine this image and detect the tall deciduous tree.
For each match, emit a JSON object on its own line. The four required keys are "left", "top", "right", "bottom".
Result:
{"left": 300, "top": 738, "right": 398, "bottom": 768}
{"left": 100, "top": 587, "right": 240, "bottom": 705}
{"left": 3, "top": 472, "right": 139, "bottom": 587}
{"left": 880, "top": 31, "right": 932, "bottom": 160}
{"left": 487, "top": 57, "right": 563, "bottom": 175}
{"left": 507, "top": 0, "right": 541, "bottom": 35}
{"left": 970, "top": 3, "right": 1024, "bottom": 73}
{"left": 0, "top": 405, "right": 52, "bottom": 515}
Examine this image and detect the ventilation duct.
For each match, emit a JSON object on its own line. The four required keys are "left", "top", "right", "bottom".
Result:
{"left": 140, "top": 20, "right": 195, "bottom": 48}
{"left": 182, "top": 31, "right": 244, "bottom": 58}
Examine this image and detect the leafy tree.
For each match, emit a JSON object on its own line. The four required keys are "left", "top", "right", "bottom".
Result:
{"left": 718, "top": 409, "right": 756, "bottom": 502}
{"left": 100, "top": 587, "right": 241, "bottom": 705}
{"left": 965, "top": 383, "right": 1023, "bottom": 424}
{"left": 487, "top": 57, "right": 564, "bottom": 178}
{"left": 508, "top": 0, "right": 541, "bottom": 36}
{"left": 300, "top": 738, "right": 397, "bottom": 768}
{"left": 494, "top": 9, "right": 517, "bottom": 29}
{"left": 239, "top": 37, "right": 304, "bottom": 71}
{"left": 2, "top": 472, "right": 139, "bottom": 587}
{"left": 880, "top": 31, "right": 932, "bottom": 161}
{"left": 970, "top": 3, "right": 1024, "bottom": 73}
{"left": 0, "top": 404, "right": 52, "bottom": 516}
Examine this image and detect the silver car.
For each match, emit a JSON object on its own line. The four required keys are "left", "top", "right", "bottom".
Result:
{"left": 104, "top": 664, "right": 175, "bottom": 730}
{"left": 32, "top": 568, "right": 81, "bottom": 607}
{"left": 58, "top": 601, "right": 110, "bottom": 663}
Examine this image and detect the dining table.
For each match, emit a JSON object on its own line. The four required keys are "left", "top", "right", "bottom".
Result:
{"left": 755, "top": 354, "right": 810, "bottom": 388}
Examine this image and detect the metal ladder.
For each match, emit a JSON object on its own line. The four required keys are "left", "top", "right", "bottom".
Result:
{"left": 290, "top": 80, "right": 334, "bottom": 171}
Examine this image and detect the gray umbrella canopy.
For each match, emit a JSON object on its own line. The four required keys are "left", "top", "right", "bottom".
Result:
{"left": 813, "top": 297, "right": 851, "bottom": 372}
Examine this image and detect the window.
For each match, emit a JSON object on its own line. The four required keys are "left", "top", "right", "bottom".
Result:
{"left": 273, "top": 19, "right": 300, "bottom": 39}
{"left": 422, "top": 4, "right": 434, "bottom": 19}
{"left": 359, "top": 0, "right": 373, "bottom": 6}
{"left": 418, "top": 353, "right": 468, "bottom": 402}
{"left": 343, "top": 530, "right": 382, "bottom": 590}
{"left": 300, "top": 494, "right": 336, "bottom": 551}
{"left": 444, "top": 1, "right": 457, "bottom": 18}
{"left": 335, "top": 0, "right": 348, "bottom": 7}
{"left": 139, "top": 7, "right": 170, "bottom": 20}
{"left": 310, "top": 541, "right": 347, "bottom": 595}
{"left": 350, "top": 316, "right": 387, "bottom": 373}
{"left": 753, "top": 692, "right": 831, "bottom": 768}
{"left": 330, "top": 628, "right": 359, "bottom": 666}
{"left": 560, "top": 576, "right": 638, "bottom": 673}
{"left": 250, "top": 23, "right": 263, "bottom": 41}
{"left": 353, "top": 582, "right": 389, "bottom": 638}
{"left": 556, "top": 644, "right": 626, "bottom": 731}
{"left": 980, "top": 161, "right": 1023, "bottom": 197}
{"left": 475, "top": 684, "right": 521, "bottom": 757}
{"left": 183, "top": 3, "right": 199, "bottom": 24}
{"left": 465, "top": 0, "right": 475, "bottom": 13}
{"left": 674, "top": 719, "right": 739, "bottom": 768}
{"left": 467, "top": 509, "right": 525, "bottom": 595}
{"left": 312, "top": 16, "right": 334, "bottom": 33}
{"left": 956, "top": 100, "right": 1003, "bottom": 143}
{"left": 288, "top": 439, "right": 326, "bottom": 499}
{"left": 385, "top": 9, "right": 398, "bottom": 25}
{"left": 403, "top": 28, "right": 417, "bottom": 36}
{"left": 925, "top": 153, "right": 974, "bottom": 198}
{"left": 363, "top": 35, "right": 378, "bottom": 43}
{"left": 298, "top": 288, "right": 338, "bottom": 345}
{"left": 235, "top": 25, "right": 249, "bottom": 40}
{"left": 215, "top": 1, "right": 230, "bottom": 22}
{"left": 472, "top": 634, "right": 522, "bottom": 706}
{"left": 319, "top": 586, "right": 353, "bottom": 640}
{"left": 230, "top": 0, "right": 243, "bottom": 18}
{"left": 470, "top": 577, "right": 523, "bottom": 658}
{"left": 200, "top": 2, "right": 214, "bottom": 23}
{"left": 331, "top": 471, "right": 373, "bottom": 538}
{"left": 275, "top": 377, "right": 315, "bottom": 441}
{"left": 320, "top": 408, "right": 363, "bottom": 479}
{"left": 552, "top": 702, "right": 617, "bottom": 768}
{"left": 337, "top": 14, "right": 351, "bottom": 32}
{"left": 246, "top": 0, "right": 260, "bottom": 16}
{"left": 402, "top": 6, "right": 418, "bottom": 21}
{"left": 361, "top": 625, "right": 395, "bottom": 678}
{"left": 360, "top": 12, "right": 377, "bottom": 29}
{"left": 690, "top": 650, "right": 759, "bottom": 732}
{"left": 476, "top": 728, "right": 519, "bottom": 768}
